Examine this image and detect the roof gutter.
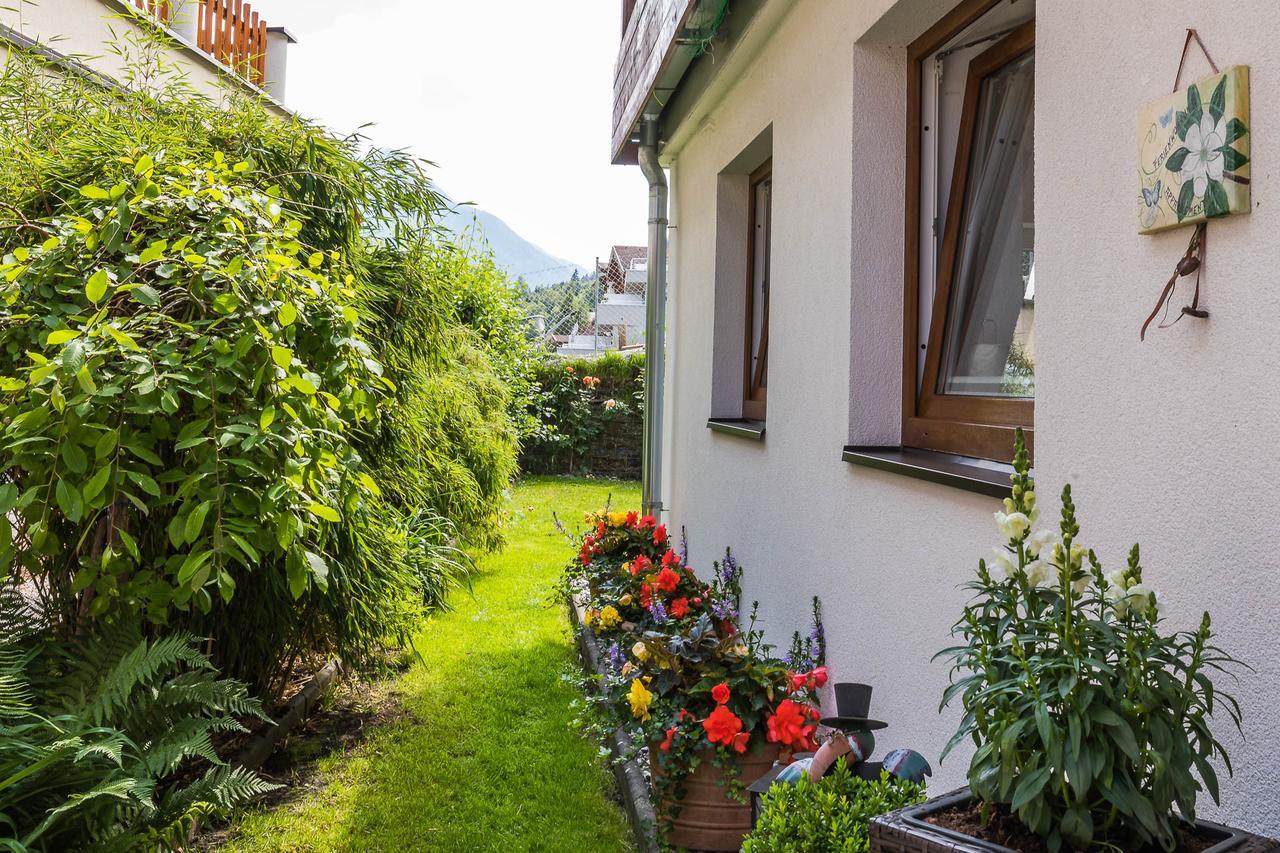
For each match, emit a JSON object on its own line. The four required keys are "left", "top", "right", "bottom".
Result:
{"left": 638, "top": 119, "right": 668, "bottom": 517}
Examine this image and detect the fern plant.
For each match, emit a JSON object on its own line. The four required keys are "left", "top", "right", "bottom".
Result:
{"left": 0, "top": 627, "right": 277, "bottom": 852}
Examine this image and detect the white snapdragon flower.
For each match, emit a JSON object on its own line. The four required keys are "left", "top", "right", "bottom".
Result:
{"left": 1126, "top": 583, "right": 1155, "bottom": 616}
{"left": 1104, "top": 569, "right": 1129, "bottom": 592}
{"left": 995, "top": 511, "right": 1031, "bottom": 542}
{"left": 989, "top": 549, "right": 1015, "bottom": 583}
{"left": 1024, "top": 559, "right": 1051, "bottom": 588}
{"left": 1026, "top": 530, "right": 1059, "bottom": 560}
{"left": 1072, "top": 575, "right": 1091, "bottom": 595}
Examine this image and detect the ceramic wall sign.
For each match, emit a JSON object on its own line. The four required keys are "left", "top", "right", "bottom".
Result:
{"left": 1137, "top": 65, "right": 1250, "bottom": 234}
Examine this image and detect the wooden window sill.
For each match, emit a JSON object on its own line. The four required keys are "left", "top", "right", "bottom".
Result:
{"left": 842, "top": 445, "right": 1017, "bottom": 499}
{"left": 707, "top": 418, "right": 766, "bottom": 441}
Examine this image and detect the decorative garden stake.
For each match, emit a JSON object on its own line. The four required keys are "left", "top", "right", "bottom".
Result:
{"left": 1137, "top": 30, "right": 1249, "bottom": 339}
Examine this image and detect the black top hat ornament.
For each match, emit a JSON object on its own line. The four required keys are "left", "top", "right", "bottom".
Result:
{"left": 819, "top": 682, "right": 888, "bottom": 731}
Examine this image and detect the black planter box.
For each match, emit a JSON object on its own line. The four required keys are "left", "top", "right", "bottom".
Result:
{"left": 870, "top": 788, "right": 1279, "bottom": 853}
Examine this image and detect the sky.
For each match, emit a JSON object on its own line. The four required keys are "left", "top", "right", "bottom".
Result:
{"left": 259, "top": 0, "right": 648, "bottom": 268}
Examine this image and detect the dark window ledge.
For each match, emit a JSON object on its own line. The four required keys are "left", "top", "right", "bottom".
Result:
{"left": 842, "top": 446, "right": 1016, "bottom": 499}
{"left": 707, "top": 418, "right": 766, "bottom": 441}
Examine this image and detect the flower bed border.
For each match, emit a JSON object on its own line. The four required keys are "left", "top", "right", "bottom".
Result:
{"left": 568, "top": 594, "right": 660, "bottom": 853}
{"left": 868, "top": 788, "right": 1280, "bottom": 853}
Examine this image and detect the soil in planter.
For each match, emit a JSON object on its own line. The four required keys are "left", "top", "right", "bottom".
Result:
{"left": 926, "top": 799, "right": 1221, "bottom": 853}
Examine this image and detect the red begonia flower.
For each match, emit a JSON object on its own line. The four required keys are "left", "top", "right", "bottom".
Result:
{"left": 670, "top": 598, "right": 690, "bottom": 619}
{"left": 661, "top": 549, "right": 680, "bottom": 567}
{"left": 810, "top": 666, "right": 829, "bottom": 688}
{"left": 640, "top": 584, "right": 652, "bottom": 608}
{"left": 731, "top": 731, "right": 751, "bottom": 754}
{"left": 632, "top": 554, "right": 652, "bottom": 574}
{"left": 766, "top": 699, "right": 819, "bottom": 751}
{"left": 702, "top": 705, "right": 743, "bottom": 747}
{"left": 625, "top": 511, "right": 639, "bottom": 527}
{"left": 653, "top": 525, "right": 668, "bottom": 546}
{"left": 638, "top": 515, "right": 657, "bottom": 528}
{"left": 711, "top": 682, "right": 730, "bottom": 705}
{"left": 656, "top": 567, "right": 680, "bottom": 593}
{"left": 659, "top": 726, "right": 677, "bottom": 752}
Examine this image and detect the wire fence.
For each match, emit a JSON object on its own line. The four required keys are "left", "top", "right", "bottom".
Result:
{"left": 520, "top": 249, "right": 648, "bottom": 358}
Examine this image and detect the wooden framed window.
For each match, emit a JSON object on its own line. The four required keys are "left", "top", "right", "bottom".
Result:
{"left": 904, "top": 0, "right": 1035, "bottom": 463}
{"left": 743, "top": 160, "right": 772, "bottom": 421}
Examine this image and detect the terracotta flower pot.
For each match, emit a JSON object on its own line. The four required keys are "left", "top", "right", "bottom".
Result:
{"left": 650, "top": 742, "right": 780, "bottom": 852}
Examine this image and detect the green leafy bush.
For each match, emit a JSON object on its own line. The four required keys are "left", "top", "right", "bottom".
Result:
{"left": 0, "top": 622, "right": 276, "bottom": 851}
{"left": 521, "top": 351, "right": 643, "bottom": 477}
{"left": 938, "top": 430, "right": 1243, "bottom": 852}
{"left": 742, "top": 763, "right": 925, "bottom": 853}
{"left": 0, "top": 42, "right": 522, "bottom": 694}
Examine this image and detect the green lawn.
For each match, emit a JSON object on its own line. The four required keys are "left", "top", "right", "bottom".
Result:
{"left": 221, "top": 477, "right": 639, "bottom": 853}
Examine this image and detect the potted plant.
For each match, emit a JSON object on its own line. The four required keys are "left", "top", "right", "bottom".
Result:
{"left": 633, "top": 604, "right": 826, "bottom": 852}
{"left": 870, "top": 431, "right": 1275, "bottom": 852}
{"left": 567, "top": 523, "right": 828, "bottom": 851}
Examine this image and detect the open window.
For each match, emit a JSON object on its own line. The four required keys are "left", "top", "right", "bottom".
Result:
{"left": 743, "top": 161, "right": 772, "bottom": 421}
{"left": 904, "top": 0, "right": 1035, "bottom": 462}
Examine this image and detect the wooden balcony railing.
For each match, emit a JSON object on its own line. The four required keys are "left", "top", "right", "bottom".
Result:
{"left": 131, "top": 0, "right": 268, "bottom": 85}
{"left": 198, "top": 0, "right": 267, "bottom": 85}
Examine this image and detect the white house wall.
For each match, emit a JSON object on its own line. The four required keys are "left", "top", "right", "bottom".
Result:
{"left": 662, "top": 0, "right": 1280, "bottom": 835}
{"left": 0, "top": 0, "right": 286, "bottom": 114}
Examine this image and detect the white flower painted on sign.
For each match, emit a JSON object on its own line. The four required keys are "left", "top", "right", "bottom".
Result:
{"left": 1180, "top": 113, "right": 1225, "bottom": 199}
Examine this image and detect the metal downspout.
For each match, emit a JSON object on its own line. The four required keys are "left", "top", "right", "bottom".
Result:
{"left": 638, "top": 120, "right": 668, "bottom": 518}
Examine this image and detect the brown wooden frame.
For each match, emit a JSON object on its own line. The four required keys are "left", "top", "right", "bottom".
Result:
{"left": 743, "top": 160, "right": 772, "bottom": 421}
{"left": 902, "top": 0, "right": 1035, "bottom": 463}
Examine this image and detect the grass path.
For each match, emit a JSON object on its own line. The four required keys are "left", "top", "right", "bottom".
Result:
{"left": 221, "top": 477, "right": 638, "bottom": 852}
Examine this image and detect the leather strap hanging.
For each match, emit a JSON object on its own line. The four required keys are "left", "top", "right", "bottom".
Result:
{"left": 1141, "top": 29, "right": 1217, "bottom": 340}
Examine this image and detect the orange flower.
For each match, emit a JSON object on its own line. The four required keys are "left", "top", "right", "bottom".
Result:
{"left": 702, "top": 705, "right": 743, "bottom": 747}
{"left": 711, "top": 682, "right": 730, "bottom": 705}
{"left": 766, "top": 699, "right": 819, "bottom": 751}
{"left": 656, "top": 567, "right": 680, "bottom": 593}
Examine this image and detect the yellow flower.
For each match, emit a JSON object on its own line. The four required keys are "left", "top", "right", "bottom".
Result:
{"left": 598, "top": 605, "right": 621, "bottom": 629}
{"left": 607, "top": 511, "right": 628, "bottom": 528}
{"left": 621, "top": 562, "right": 632, "bottom": 576}
{"left": 628, "top": 678, "right": 653, "bottom": 721}
{"left": 619, "top": 593, "right": 633, "bottom": 606}
{"left": 631, "top": 641, "right": 649, "bottom": 662}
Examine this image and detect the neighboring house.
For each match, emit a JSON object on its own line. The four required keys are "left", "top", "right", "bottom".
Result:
{"left": 614, "top": 0, "right": 1280, "bottom": 837}
{"left": 0, "top": 0, "right": 294, "bottom": 111}
{"left": 596, "top": 245, "right": 648, "bottom": 349}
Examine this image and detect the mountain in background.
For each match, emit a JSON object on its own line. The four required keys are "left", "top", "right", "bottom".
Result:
{"left": 438, "top": 205, "right": 587, "bottom": 289}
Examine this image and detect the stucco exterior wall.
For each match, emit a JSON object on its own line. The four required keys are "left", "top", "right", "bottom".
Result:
{"left": 661, "top": 0, "right": 1280, "bottom": 835}
{"left": 0, "top": 0, "right": 286, "bottom": 114}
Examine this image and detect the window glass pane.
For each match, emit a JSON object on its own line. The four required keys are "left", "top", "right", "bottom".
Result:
{"left": 749, "top": 177, "right": 771, "bottom": 391}
{"left": 939, "top": 50, "right": 1035, "bottom": 398}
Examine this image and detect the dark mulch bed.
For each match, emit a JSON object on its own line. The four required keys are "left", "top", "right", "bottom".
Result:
{"left": 194, "top": 679, "right": 410, "bottom": 849}
{"left": 926, "top": 799, "right": 1220, "bottom": 853}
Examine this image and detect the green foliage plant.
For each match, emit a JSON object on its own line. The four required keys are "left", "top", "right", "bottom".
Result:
{"left": 0, "top": 624, "right": 276, "bottom": 851}
{"left": 0, "top": 152, "right": 384, "bottom": 622}
{"left": 937, "top": 429, "right": 1244, "bottom": 852}
{"left": 522, "top": 351, "right": 643, "bottom": 475}
{"left": 0, "top": 41, "right": 525, "bottom": 693}
{"left": 741, "top": 763, "right": 926, "bottom": 853}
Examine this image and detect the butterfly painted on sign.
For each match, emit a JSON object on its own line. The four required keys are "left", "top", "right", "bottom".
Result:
{"left": 1158, "top": 106, "right": 1175, "bottom": 128}
{"left": 1142, "top": 179, "right": 1163, "bottom": 208}
{"left": 1140, "top": 179, "right": 1163, "bottom": 229}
